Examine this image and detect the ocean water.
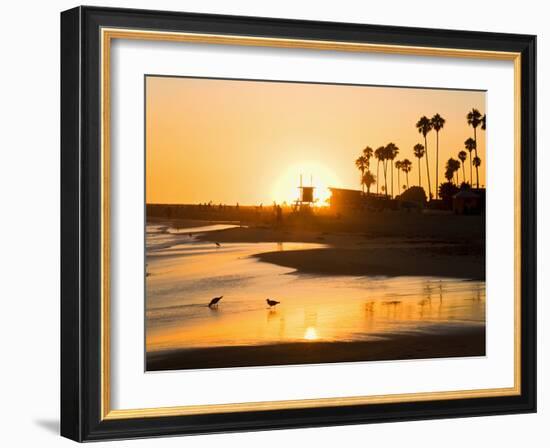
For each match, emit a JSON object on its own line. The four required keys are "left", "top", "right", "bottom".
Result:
{"left": 145, "top": 223, "right": 485, "bottom": 352}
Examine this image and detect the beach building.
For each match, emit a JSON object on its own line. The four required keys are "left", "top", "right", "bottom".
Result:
{"left": 328, "top": 187, "right": 364, "bottom": 212}
{"left": 453, "top": 189, "right": 481, "bottom": 215}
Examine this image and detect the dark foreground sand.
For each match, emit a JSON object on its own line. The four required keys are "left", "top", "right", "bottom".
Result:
{"left": 147, "top": 326, "right": 485, "bottom": 371}
{"left": 255, "top": 246, "right": 484, "bottom": 280}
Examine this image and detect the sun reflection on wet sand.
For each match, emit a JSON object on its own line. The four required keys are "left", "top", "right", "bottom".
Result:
{"left": 304, "top": 327, "right": 318, "bottom": 341}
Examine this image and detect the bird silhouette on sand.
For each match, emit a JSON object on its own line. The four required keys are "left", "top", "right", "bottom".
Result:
{"left": 215, "top": 242, "right": 221, "bottom": 247}
{"left": 266, "top": 298, "right": 280, "bottom": 308}
{"left": 208, "top": 296, "right": 223, "bottom": 308}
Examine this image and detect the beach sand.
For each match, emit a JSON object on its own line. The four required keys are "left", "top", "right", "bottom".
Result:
{"left": 147, "top": 326, "right": 485, "bottom": 371}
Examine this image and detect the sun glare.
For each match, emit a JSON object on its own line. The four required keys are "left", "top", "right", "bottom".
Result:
{"left": 271, "top": 162, "right": 340, "bottom": 207}
{"left": 304, "top": 326, "right": 318, "bottom": 341}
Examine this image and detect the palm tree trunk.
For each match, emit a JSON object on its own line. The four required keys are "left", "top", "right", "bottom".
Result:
{"left": 469, "top": 153, "right": 473, "bottom": 185}
{"left": 360, "top": 169, "right": 365, "bottom": 193}
{"left": 435, "top": 131, "right": 439, "bottom": 199}
{"left": 418, "top": 159, "right": 421, "bottom": 187}
{"left": 473, "top": 128, "right": 480, "bottom": 189}
{"left": 383, "top": 161, "right": 388, "bottom": 197}
{"left": 474, "top": 128, "right": 478, "bottom": 158}
{"left": 406, "top": 172, "right": 409, "bottom": 188}
{"left": 455, "top": 171, "right": 459, "bottom": 185}
{"left": 461, "top": 163, "right": 465, "bottom": 183}
{"left": 397, "top": 170, "right": 401, "bottom": 195}
{"left": 424, "top": 136, "right": 432, "bottom": 200}
{"left": 391, "top": 165, "right": 394, "bottom": 198}
{"left": 376, "top": 161, "right": 380, "bottom": 194}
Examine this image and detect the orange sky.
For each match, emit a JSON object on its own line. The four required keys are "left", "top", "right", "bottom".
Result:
{"left": 146, "top": 76, "right": 486, "bottom": 205}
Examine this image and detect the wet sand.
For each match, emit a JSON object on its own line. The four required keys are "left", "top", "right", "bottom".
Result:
{"left": 147, "top": 325, "right": 485, "bottom": 371}
{"left": 255, "top": 247, "right": 483, "bottom": 280}
{"left": 195, "top": 226, "right": 484, "bottom": 280}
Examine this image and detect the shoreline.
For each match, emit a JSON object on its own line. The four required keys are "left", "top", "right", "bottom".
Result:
{"left": 192, "top": 226, "right": 484, "bottom": 281}
{"left": 147, "top": 326, "right": 485, "bottom": 371}
{"left": 147, "top": 220, "right": 485, "bottom": 281}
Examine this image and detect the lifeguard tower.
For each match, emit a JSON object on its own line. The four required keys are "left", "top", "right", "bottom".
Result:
{"left": 295, "top": 175, "right": 315, "bottom": 210}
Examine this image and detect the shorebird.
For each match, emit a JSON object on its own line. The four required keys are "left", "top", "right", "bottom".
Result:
{"left": 266, "top": 298, "right": 280, "bottom": 308}
{"left": 208, "top": 296, "right": 223, "bottom": 307}
{"left": 215, "top": 242, "right": 221, "bottom": 247}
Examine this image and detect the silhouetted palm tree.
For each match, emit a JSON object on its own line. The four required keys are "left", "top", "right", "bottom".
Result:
{"left": 395, "top": 160, "right": 402, "bottom": 195}
{"left": 413, "top": 143, "right": 425, "bottom": 188}
{"left": 473, "top": 156, "right": 481, "bottom": 188}
{"left": 374, "top": 146, "right": 385, "bottom": 195}
{"left": 416, "top": 116, "right": 433, "bottom": 200}
{"left": 380, "top": 147, "right": 390, "bottom": 197}
{"left": 458, "top": 150, "right": 467, "bottom": 184}
{"left": 452, "top": 158, "right": 461, "bottom": 184}
{"left": 445, "top": 166, "right": 454, "bottom": 182}
{"left": 385, "top": 142, "right": 399, "bottom": 198}
{"left": 401, "top": 159, "right": 412, "bottom": 189}
{"left": 445, "top": 158, "right": 461, "bottom": 185}
{"left": 431, "top": 114, "right": 446, "bottom": 199}
{"left": 363, "top": 146, "right": 374, "bottom": 165}
{"left": 464, "top": 137, "right": 476, "bottom": 186}
{"left": 355, "top": 155, "right": 368, "bottom": 193}
{"left": 362, "top": 170, "right": 376, "bottom": 194}
{"left": 467, "top": 108, "right": 482, "bottom": 159}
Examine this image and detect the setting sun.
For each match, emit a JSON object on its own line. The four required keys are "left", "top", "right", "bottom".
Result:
{"left": 270, "top": 161, "right": 340, "bottom": 207}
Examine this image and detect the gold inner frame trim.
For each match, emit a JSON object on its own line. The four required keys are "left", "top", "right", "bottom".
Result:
{"left": 100, "top": 27, "right": 522, "bottom": 421}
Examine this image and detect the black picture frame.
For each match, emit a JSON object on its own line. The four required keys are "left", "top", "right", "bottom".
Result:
{"left": 61, "top": 5, "right": 536, "bottom": 442}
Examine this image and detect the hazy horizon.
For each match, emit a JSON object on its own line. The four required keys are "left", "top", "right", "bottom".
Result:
{"left": 146, "top": 76, "right": 486, "bottom": 205}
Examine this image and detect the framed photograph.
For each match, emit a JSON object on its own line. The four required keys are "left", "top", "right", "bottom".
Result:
{"left": 61, "top": 6, "right": 536, "bottom": 441}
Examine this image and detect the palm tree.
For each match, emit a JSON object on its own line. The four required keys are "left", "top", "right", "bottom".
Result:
{"left": 362, "top": 170, "right": 376, "bottom": 194}
{"left": 355, "top": 155, "right": 368, "bottom": 193}
{"left": 363, "top": 146, "right": 374, "bottom": 165}
{"left": 464, "top": 137, "right": 476, "bottom": 186}
{"left": 374, "top": 146, "right": 385, "bottom": 195}
{"left": 401, "top": 159, "right": 412, "bottom": 189}
{"left": 413, "top": 143, "right": 425, "bottom": 188}
{"left": 416, "top": 116, "right": 433, "bottom": 200}
{"left": 452, "top": 159, "right": 461, "bottom": 185}
{"left": 379, "top": 146, "right": 390, "bottom": 197}
{"left": 395, "top": 160, "right": 402, "bottom": 195}
{"left": 445, "top": 166, "right": 454, "bottom": 182}
{"left": 473, "top": 156, "right": 481, "bottom": 188}
{"left": 385, "top": 142, "right": 399, "bottom": 198}
{"left": 458, "top": 150, "right": 467, "bottom": 183}
{"left": 431, "top": 114, "right": 446, "bottom": 199}
{"left": 467, "top": 108, "right": 482, "bottom": 159}
{"left": 444, "top": 158, "right": 461, "bottom": 185}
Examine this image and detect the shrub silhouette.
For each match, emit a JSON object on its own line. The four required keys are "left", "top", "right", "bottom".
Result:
{"left": 399, "top": 186, "right": 427, "bottom": 205}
